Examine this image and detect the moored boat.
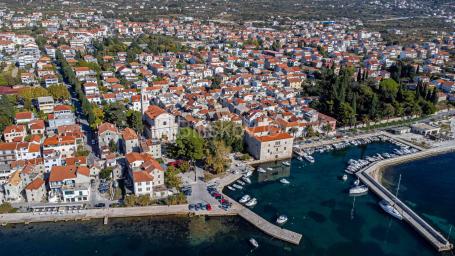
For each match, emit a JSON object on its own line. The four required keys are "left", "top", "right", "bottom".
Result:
{"left": 227, "top": 186, "right": 235, "bottom": 191}
{"left": 245, "top": 198, "right": 257, "bottom": 207}
{"left": 239, "top": 194, "right": 251, "bottom": 204}
{"left": 282, "top": 161, "right": 291, "bottom": 166}
{"left": 342, "top": 174, "right": 348, "bottom": 181}
{"left": 303, "top": 154, "right": 315, "bottom": 163}
{"left": 257, "top": 167, "right": 266, "bottom": 173}
{"left": 249, "top": 238, "right": 259, "bottom": 248}
{"left": 233, "top": 184, "right": 243, "bottom": 190}
{"left": 280, "top": 178, "right": 290, "bottom": 184}
{"left": 353, "top": 178, "right": 360, "bottom": 186}
{"left": 276, "top": 215, "right": 288, "bottom": 224}
{"left": 379, "top": 200, "right": 403, "bottom": 220}
{"left": 349, "top": 185, "right": 368, "bottom": 195}
{"left": 242, "top": 176, "right": 252, "bottom": 184}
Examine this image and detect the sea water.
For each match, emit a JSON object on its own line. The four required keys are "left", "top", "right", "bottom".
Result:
{"left": 0, "top": 143, "right": 453, "bottom": 256}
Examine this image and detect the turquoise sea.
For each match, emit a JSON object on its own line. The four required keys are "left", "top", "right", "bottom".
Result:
{"left": 0, "top": 142, "right": 453, "bottom": 256}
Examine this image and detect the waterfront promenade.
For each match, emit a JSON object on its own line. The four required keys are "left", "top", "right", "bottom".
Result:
{"left": 356, "top": 145, "right": 455, "bottom": 252}
{"left": 0, "top": 169, "right": 303, "bottom": 245}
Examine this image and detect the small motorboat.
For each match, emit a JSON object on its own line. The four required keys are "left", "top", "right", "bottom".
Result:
{"left": 227, "top": 186, "right": 235, "bottom": 191}
{"left": 242, "top": 176, "right": 252, "bottom": 184}
{"left": 276, "top": 215, "right": 288, "bottom": 224}
{"left": 280, "top": 178, "right": 290, "bottom": 184}
{"left": 349, "top": 185, "right": 369, "bottom": 195}
{"left": 353, "top": 178, "right": 360, "bottom": 186}
{"left": 245, "top": 170, "right": 253, "bottom": 177}
{"left": 249, "top": 238, "right": 259, "bottom": 248}
{"left": 233, "top": 184, "right": 243, "bottom": 190}
{"left": 379, "top": 200, "right": 403, "bottom": 220}
{"left": 237, "top": 180, "right": 246, "bottom": 186}
{"left": 266, "top": 167, "right": 273, "bottom": 171}
{"left": 245, "top": 198, "right": 257, "bottom": 207}
{"left": 297, "top": 156, "right": 303, "bottom": 161}
{"left": 303, "top": 154, "right": 315, "bottom": 163}
{"left": 282, "top": 161, "right": 291, "bottom": 166}
{"left": 342, "top": 174, "right": 348, "bottom": 181}
{"left": 239, "top": 195, "right": 251, "bottom": 204}
{"left": 257, "top": 167, "right": 266, "bottom": 173}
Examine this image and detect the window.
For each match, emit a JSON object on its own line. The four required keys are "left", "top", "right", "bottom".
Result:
{"left": 162, "top": 121, "right": 167, "bottom": 126}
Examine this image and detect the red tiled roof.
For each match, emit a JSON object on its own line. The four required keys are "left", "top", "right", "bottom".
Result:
{"left": 133, "top": 171, "right": 153, "bottom": 182}
{"left": 25, "top": 178, "right": 44, "bottom": 190}
{"left": 122, "top": 128, "right": 138, "bottom": 141}
{"left": 255, "top": 132, "right": 293, "bottom": 142}
{"left": 144, "top": 105, "right": 166, "bottom": 120}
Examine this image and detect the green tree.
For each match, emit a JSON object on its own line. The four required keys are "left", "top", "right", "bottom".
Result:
{"left": 306, "top": 126, "right": 316, "bottom": 138}
{"left": 211, "top": 121, "right": 244, "bottom": 152}
{"left": 165, "top": 167, "right": 182, "bottom": 188}
{"left": 0, "top": 95, "right": 15, "bottom": 137}
{"left": 47, "top": 84, "right": 70, "bottom": 100}
{"left": 0, "top": 202, "right": 17, "bottom": 213}
{"left": 76, "top": 145, "right": 90, "bottom": 157}
{"left": 379, "top": 78, "right": 399, "bottom": 102}
{"left": 339, "top": 102, "right": 356, "bottom": 127}
{"left": 173, "top": 128, "right": 204, "bottom": 161}
{"left": 104, "top": 102, "right": 127, "bottom": 128}
{"left": 100, "top": 167, "right": 113, "bottom": 180}
{"left": 91, "top": 106, "right": 104, "bottom": 129}
{"left": 205, "top": 140, "right": 231, "bottom": 174}
{"left": 19, "top": 87, "right": 49, "bottom": 101}
{"left": 127, "top": 110, "right": 144, "bottom": 134}
{"left": 109, "top": 139, "right": 118, "bottom": 153}
{"left": 382, "top": 103, "right": 395, "bottom": 120}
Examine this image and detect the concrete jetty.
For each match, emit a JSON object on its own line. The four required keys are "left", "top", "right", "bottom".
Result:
{"left": 237, "top": 204, "right": 302, "bottom": 245}
{"left": 215, "top": 172, "right": 302, "bottom": 245}
{"left": 356, "top": 145, "right": 455, "bottom": 252}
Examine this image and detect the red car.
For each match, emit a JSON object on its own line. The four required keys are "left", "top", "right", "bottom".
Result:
{"left": 206, "top": 204, "right": 212, "bottom": 211}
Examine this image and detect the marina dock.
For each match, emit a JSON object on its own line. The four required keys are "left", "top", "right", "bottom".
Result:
{"left": 356, "top": 145, "right": 455, "bottom": 252}
{"left": 237, "top": 204, "right": 302, "bottom": 245}
{"left": 216, "top": 173, "right": 303, "bottom": 245}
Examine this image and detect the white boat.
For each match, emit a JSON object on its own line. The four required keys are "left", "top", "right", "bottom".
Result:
{"left": 233, "top": 184, "right": 243, "bottom": 190}
{"left": 266, "top": 167, "right": 273, "bottom": 171}
{"left": 245, "top": 198, "right": 257, "bottom": 207}
{"left": 349, "top": 185, "right": 369, "bottom": 195}
{"left": 276, "top": 215, "right": 288, "bottom": 224}
{"left": 379, "top": 174, "right": 403, "bottom": 220}
{"left": 379, "top": 200, "right": 403, "bottom": 220}
{"left": 282, "top": 161, "right": 291, "bottom": 166}
{"left": 227, "top": 186, "right": 235, "bottom": 191}
{"left": 280, "top": 178, "right": 290, "bottom": 184}
{"left": 239, "top": 195, "right": 251, "bottom": 204}
{"left": 342, "top": 174, "right": 348, "bottom": 181}
{"left": 303, "top": 154, "right": 315, "bottom": 163}
{"left": 245, "top": 170, "right": 253, "bottom": 177}
{"left": 237, "top": 180, "right": 246, "bottom": 186}
{"left": 353, "top": 179, "right": 360, "bottom": 186}
{"left": 344, "top": 169, "right": 354, "bottom": 174}
{"left": 257, "top": 167, "right": 266, "bottom": 173}
{"left": 297, "top": 156, "right": 303, "bottom": 161}
{"left": 249, "top": 238, "right": 259, "bottom": 248}
{"left": 242, "top": 176, "right": 252, "bottom": 184}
